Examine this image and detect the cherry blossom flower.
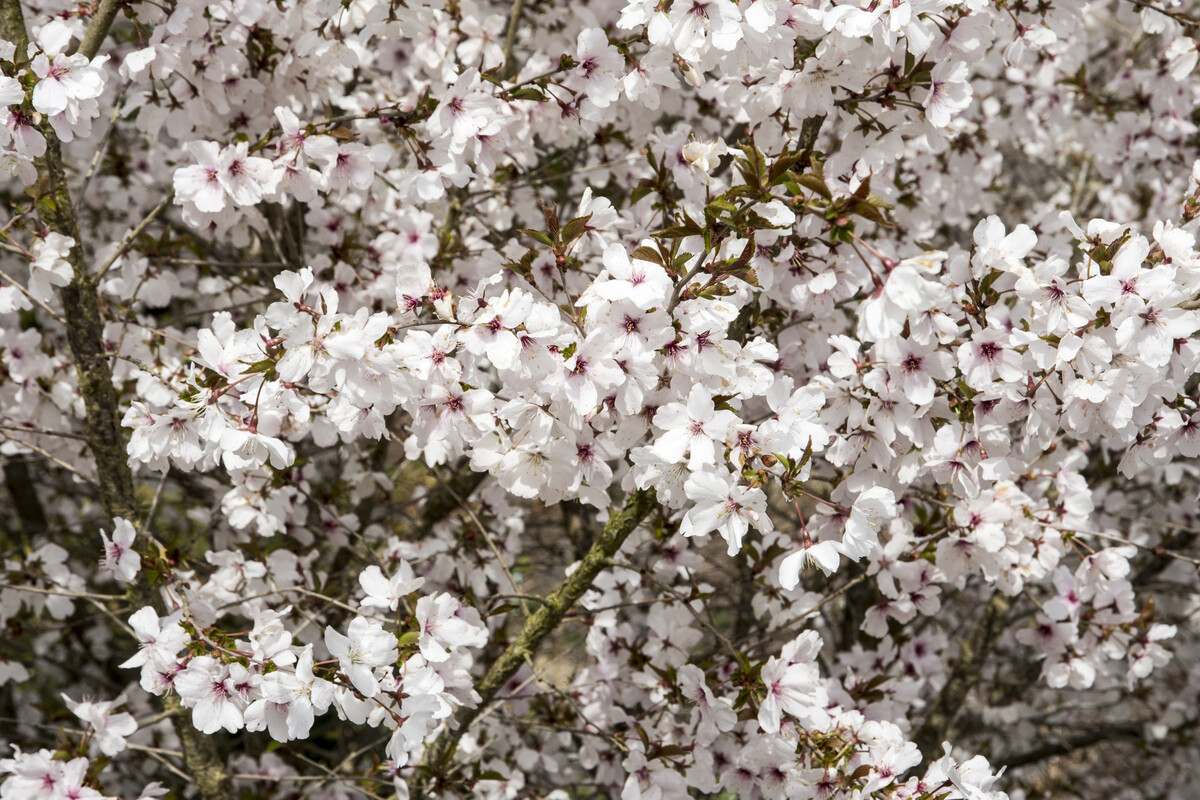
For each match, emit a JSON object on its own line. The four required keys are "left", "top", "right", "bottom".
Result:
{"left": 218, "top": 142, "right": 278, "bottom": 206}
{"left": 957, "top": 329, "right": 1025, "bottom": 389}
{"left": 651, "top": 385, "right": 738, "bottom": 470}
{"left": 29, "top": 21, "right": 106, "bottom": 117}
{"left": 358, "top": 563, "right": 425, "bottom": 611}
{"left": 923, "top": 60, "right": 972, "bottom": 127}
{"left": 561, "top": 334, "right": 625, "bottom": 415}
{"left": 586, "top": 243, "right": 672, "bottom": 310}
{"left": 175, "top": 657, "right": 254, "bottom": 734}
{"left": 173, "top": 141, "right": 227, "bottom": 213}
{"left": 323, "top": 617, "right": 398, "bottom": 697}
{"left": 249, "top": 647, "right": 334, "bottom": 741}
{"left": 680, "top": 468, "right": 772, "bottom": 555}
{"left": 119, "top": 607, "right": 189, "bottom": 674}
{"left": 415, "top": 593, "right": 487, "bottom": 663}
{"left": 99, "top": 517, "right": 140, "bottom": 583}
{"left": 667, "top": 0, "right": 743, "bottom": 61}
{"left": 677, "top": 664, "right": 736, "bottom": 744}
{"left": 840, "top": 486, "right": 898, "bottom": 560}
{"left": 62, "top": 694, "right": 138, "bottom": 756}
{"left": 779, "top": 538, "right": 842, "bottom": 586}
{"left": 757, "top": 632, "right": 827, "bottom": 734}
{"left": 459, "top": 288, "right": 533, "bottom": 370}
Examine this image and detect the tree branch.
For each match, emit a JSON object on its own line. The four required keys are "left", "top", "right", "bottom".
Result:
{"left": 500, "top": 0, "right": 526, "bottom": 79}
{"left": 0, "top": 1, "right": 231, "bottom": 795}
{"left": 414, "top": 488, "right": 657, "bottom": 796}
{"left": 77, "top": 0, "right": 125, "bottom": 60}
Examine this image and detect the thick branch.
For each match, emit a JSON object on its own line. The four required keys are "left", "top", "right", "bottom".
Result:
{"left": 1, "top": 0, "right": 135, "bottom": 521}
{"left": 499, "top": 0, "right": 525, "bottom": 79}
{"left": 0, "top": 0, "right": 27, "bottom": 50}
{"left": 0, "top": 1, "right": 231, "bottom": 796}
{"left": 77, "top": 0, "right": 124, "bottom": 60}
{"left": 416, "top": 488, "right": 657, "bottom": 795}
{"left": 798, "top": 113, "right": 825, "bottom": 159}
{"left": 166, "top": 697, "right": 233, "bottom": 798}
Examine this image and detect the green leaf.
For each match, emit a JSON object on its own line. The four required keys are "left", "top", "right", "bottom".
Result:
{"left": 631, "top": 245, "right": 665, "bottom": 266}
{"left": 476, "top": 770, "right": 507, "bottom": 781}
{"left": 712, "top": 394, "right": 736, "bottom": 412}
{"left": 560, "top": 213, "right": 593, "bottom": 247}
{"left": 507, "top": 86, "right": 548, "bottom": 102}
{"left": 705, "top": 197, "right": 738, "bottom": 218}
{"left": 796, "top": 173, "right": 832, "bottom": 200}
{"left": 768, "top": 150, "right": 806, "bottom": 185}
{"left": 797, "top": 438, "right": 814, "bottom": 471}
{"left": 653, "top": 743, "right": 691, "bottom": 760}
{"left": 245, "top": 358, "right": 278, "bottom": 377}
{"left": 852, "top": 175, "right": 873, "bottom": 201}
{"left": 518, "top": 228, "right": 554, "bottom": 248}
{"left": 672, "top": 252, "right": 695, "bottom": 272}
{"left": 735, "top": 143, "right": 768, "bottom": 191}
{"left": 850, "top": 198, "right": 892, "bottom": 226}
{"left": 655, "top": 225, "right": 702, "bottom": 239}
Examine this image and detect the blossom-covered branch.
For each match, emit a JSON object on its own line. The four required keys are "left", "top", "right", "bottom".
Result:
{"left": 1, "top": 0, "right": 1199, "bottom": 798}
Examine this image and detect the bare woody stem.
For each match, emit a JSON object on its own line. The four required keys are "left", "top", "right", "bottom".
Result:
{"left": 77, "top": 0, "right": 123, "bottom": 60}
{"left": 0, "top": 1, "right": 232, "bottom": 796}
{"left": 415, "top": 488, "right": 658, "bottom": 795}
{"left": 166, "top": 696, "right": 233, "bottom": 799}
{"left": 2, "top": 0, "right": 136, "bottom": 521}
{"left": 500, "top": 0, "right": 525, "bottom": 79}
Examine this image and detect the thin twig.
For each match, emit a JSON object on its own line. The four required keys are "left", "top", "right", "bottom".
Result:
{"left": 94, "top": 191, "right": 175, "bottom": 279}
{"left": 0, "top": 583, "right": 124, "bottom": 601}
{"left": 0, "top": 267, "right": 66, "bottom": 323}
{"left": 441, "top": 481, "right": 529, "bottom": 617}
{"left": 500, "top": 0, "right": 526, "bottom": 79}
{"left": 0, "top": 433, "right": 97, "bottom": 485}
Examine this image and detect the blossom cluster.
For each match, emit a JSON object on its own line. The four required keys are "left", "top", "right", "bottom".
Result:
{"left": 2, "top": 0, "right": 1200, "bottom": 798}
{"left": 122, "top": 558, "right": 487, "bottom": 770}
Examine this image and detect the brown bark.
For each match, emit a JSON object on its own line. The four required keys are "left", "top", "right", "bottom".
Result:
{"left": 414, "top": 489, "right": 657, "bottom": 797}
{"left": 0, "top": 2, "right": 232, "bottom": 795}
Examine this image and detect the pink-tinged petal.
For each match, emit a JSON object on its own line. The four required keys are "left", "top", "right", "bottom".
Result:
{"left": 32, "top": 78, "right": 68, "bottom": 115}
